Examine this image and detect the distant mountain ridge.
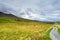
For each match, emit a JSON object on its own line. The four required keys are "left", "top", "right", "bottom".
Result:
{"left": 0, "top": 12, "right": 17, "bottom": 18}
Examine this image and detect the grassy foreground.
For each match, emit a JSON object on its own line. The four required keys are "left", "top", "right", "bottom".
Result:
{"left": 0, "top": 17, "right": 59, "bottom": 40}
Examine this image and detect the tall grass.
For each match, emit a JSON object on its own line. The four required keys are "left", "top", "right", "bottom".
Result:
{"left": 0, "top": 22, "right": 53, "bottom": 40}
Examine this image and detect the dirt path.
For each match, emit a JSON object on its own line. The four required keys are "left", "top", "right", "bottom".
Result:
{"left": 50, "top": 26, "right": 60, "bottom": 40}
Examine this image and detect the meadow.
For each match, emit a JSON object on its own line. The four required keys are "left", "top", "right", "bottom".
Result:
{"left": 0, "top": 17, "right": 59, "bottom": 40}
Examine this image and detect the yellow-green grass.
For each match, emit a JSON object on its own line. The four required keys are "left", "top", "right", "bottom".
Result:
{"left": 0, "top": 22, "right": 54, "bottom": 40}
{"left": 0, "top": 17, "right": 56, "bottom": 40}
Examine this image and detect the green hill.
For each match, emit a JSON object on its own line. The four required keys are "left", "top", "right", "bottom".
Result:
{"left": 0, "top": 12, "right": 39, "bottom": 23}
{"left": 0, "top": 12, "right": 55, "bottom": 24}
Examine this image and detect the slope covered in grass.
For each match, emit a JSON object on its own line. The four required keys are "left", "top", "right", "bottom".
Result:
{"left": 0, "top": 13, "right": 56, "bottom": 40}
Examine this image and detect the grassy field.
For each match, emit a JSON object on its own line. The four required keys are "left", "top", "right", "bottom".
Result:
{"left": 0, "top": 17, "right": 58, "bottom": 40}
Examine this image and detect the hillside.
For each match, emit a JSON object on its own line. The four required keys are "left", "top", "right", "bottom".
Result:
{"left": 0, "top": 12, "right": 40, "bottom": 22}
{"left": 0, "top": 12, "right": 37, "bottom": 23}
{"left": 0, "top": 12, "right": 55, "bottom": 24}
{"left": 0, "top": 12, "right": 58, "bottom": 40}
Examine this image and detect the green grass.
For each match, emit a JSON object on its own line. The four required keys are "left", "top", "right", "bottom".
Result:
{"left": 0, "top": 17, "right": 17, "bottom": 23}
{"left": 0, "top": 17, "right": 55, "bottom": 40}
{"left": 44, "top": 28, "right": 52, "bottom": 40}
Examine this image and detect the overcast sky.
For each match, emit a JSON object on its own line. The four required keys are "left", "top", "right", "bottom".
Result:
{"left": 0, "top": 0, "right": 60, "bottom": 22}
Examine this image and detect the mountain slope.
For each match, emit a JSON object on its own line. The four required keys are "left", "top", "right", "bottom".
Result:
{"left": 0, "top": 12, "right": 38, "bottom": 23}
{"left": 0, "top": 12, "right": 55, "bottom": 23}
{"left": 0, "top": 12, "right": 17, "bottom": 18}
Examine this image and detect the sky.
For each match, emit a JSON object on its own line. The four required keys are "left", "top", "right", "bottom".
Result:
{"left": 0, "top": 0, "right": 60, "bottom": 22}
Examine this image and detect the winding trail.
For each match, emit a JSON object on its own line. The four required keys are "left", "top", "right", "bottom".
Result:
{"left": 50, "top": 26, "right": 60, "bottom": 40}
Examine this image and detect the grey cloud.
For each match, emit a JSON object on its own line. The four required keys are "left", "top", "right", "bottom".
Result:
{"left": 0, "top": 0, "right": 60, "bottom": 22}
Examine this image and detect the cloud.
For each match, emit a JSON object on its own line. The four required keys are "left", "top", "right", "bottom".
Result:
{"left": 0, "top": 0, "right": 60, "bottom": 22}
